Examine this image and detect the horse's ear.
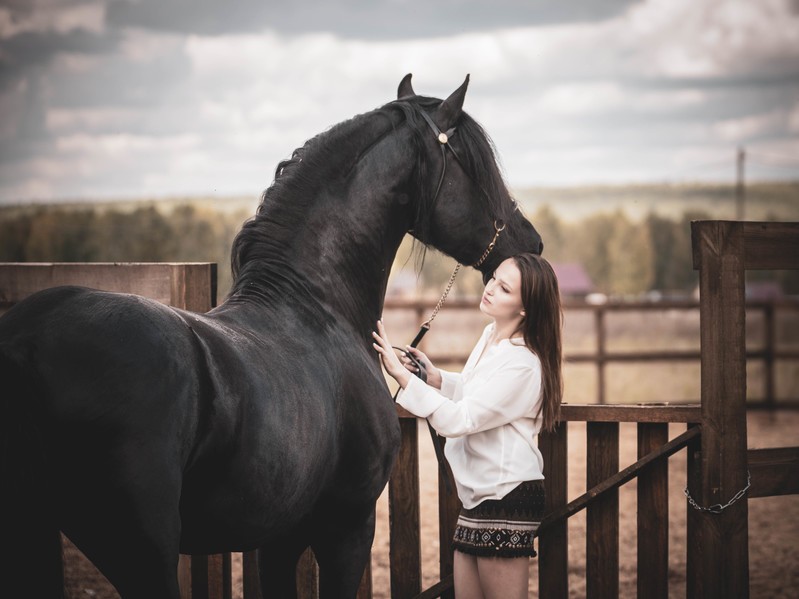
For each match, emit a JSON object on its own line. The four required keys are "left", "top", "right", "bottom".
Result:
{"left": 398, "top": 73, "right": 415, "bottom": 99}
{"left": 435, "top": 74, "right": 470, "bottom": 131}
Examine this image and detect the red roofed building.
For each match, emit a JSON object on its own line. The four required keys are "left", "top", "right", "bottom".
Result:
{"left": 552, "top": 262, "right": 594, "bottom": 298}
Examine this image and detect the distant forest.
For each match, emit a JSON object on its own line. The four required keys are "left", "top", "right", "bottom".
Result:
{"left": 2, "top": 182, "right": 798, "bottom": 300}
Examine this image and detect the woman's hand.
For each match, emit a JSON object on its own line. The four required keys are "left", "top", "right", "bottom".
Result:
{"left": 372, "top": 320, "right": 411, "bottom": 389}
{"left": 403, "top": 346, "right": 442, "bottom": 390}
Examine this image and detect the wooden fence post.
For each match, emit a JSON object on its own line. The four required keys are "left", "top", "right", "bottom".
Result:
{"left": 538, "top": 421, "right": 568, "bottom": 598}
{"left": 691, "top": 221, "right": 750, "bottom": 598}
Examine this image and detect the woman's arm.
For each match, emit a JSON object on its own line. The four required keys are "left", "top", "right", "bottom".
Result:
{"left": 398, "top": 358, "right": 541, "bottom": 438}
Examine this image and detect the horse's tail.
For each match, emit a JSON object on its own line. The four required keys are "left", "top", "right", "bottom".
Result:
{"left": 0, "top": 351, "right": 65, "bottom": 598}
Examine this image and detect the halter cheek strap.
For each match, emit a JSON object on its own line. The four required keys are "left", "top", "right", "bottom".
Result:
{"left": 417, "top": 109, "right": 462, "bottom": 203}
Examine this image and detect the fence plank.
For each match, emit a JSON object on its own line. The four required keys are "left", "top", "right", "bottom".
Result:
{"left": 692, "top": 220, "right": 750, "bottom": 598}
{"left": 189, "top": 554, "right": 231, "bottom": 599}
{"left": 539, "top": 421, "right": 569, "bottom": 599}
{"left": 0, "top": 262, "right": 215, "bottom": 307}
{"left": 748, "top": 446, "right": 799, "bottom": 497}
{"left": 437, "top": 437, "right": 460, "bottom": 599}
{"left": 296, "top": 549, "right": 318, "bottom": 599}
{"left": 356, "top": 560, "right": 372, "bottom": 599}
{"left": 242, "top": 551, "right": 261, "bottom": 599}
{"left": 638, "top": 423, "right": 669, "bottom": 599}
{"left": 389, "top": 417, "right": 421, "bottom": 598}
{"left": 586, "top": 422, "right": 619, "bottom": 599}
{"left": 686, "top": 423, "right": 703, "bottom": 599}
{"left": 741, "top": 222, "right": 799, "bottom": 270}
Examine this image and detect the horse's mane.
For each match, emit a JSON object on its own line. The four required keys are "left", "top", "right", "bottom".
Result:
{"left": 228, "top": 96, "right": 515, "bottom": 299}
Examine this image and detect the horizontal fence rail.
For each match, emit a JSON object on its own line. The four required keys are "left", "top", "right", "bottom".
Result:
{"left": 384, "top": 296, "right": 799, "bottom": 407}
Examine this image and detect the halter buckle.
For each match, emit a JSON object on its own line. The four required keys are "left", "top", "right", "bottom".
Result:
{"left": 437, "top": 132, "right": 448, "bottom": 144}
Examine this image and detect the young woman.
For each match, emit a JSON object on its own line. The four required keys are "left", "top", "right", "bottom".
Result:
{"left": 372, "top": 253, "right": 563, "bottom": 599}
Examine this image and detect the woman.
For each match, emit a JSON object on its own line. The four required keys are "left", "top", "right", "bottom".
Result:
{"left": 372, "top": 253, "right": 563, "bottom": 599}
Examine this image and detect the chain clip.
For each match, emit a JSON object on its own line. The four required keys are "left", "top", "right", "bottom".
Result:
{"left": 684, "top": 471, "right": 751, "bottom": 514}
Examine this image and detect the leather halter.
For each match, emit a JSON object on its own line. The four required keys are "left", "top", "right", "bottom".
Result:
{"left": 410, "top": 105, "right": 505, "bottom": 332}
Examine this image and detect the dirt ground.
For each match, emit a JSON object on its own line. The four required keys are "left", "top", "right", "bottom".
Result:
{"left": 63, "top": 410, "right": 798, "bottom": 598}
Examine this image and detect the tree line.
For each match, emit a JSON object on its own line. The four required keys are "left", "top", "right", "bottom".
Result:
{"left": 1, "top": 201, "right": 795, "bottom": 300}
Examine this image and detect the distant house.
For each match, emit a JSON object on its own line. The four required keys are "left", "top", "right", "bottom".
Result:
{"left": 746, "top": 280, "right": 783, "bottom": 300}
{"left": 552, "top": 262, "right": 594, "bottom": 298}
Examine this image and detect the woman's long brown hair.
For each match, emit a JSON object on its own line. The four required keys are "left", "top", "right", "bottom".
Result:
{"left": 513, "top": 253, "right": 563, "bottom": 432}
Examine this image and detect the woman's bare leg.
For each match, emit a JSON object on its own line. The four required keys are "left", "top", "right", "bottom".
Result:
{"left": 453, "top": 550, "right": 485, "bottom": 599}
{"left": 476, "top": 556, "right": 529, "bottom": 599}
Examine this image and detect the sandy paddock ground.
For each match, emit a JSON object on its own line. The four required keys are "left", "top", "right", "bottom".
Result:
{"left": 63, "top": 410, "right": 798, "bottom": 598}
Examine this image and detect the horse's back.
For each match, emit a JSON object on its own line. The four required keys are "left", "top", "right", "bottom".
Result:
{"left": 0, "top": 285, "right": 198, "bottom": 421}
{"left": 0, "top": 285, "right": 202, "bottom": 486}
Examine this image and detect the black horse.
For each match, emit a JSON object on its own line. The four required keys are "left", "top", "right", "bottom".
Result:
{"left": 0, "top": 75, "right": 542, "bottom": 598}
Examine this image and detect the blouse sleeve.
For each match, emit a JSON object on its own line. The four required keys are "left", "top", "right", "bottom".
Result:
{"left": 438, "top": 369, "right": 460, "bottom": 399}
{"left": 397, "top": 357, "right": 541, "bottom": 438}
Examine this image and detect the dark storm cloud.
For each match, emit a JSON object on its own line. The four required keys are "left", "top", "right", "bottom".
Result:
{"left": 0, "top": 28, "right": 119, "bottom": 90}
{"left": 106, "top": 0, "right": 640, "bottom": 38}
{"left": 46, "top": 48, "right": 193, "bottom": 109}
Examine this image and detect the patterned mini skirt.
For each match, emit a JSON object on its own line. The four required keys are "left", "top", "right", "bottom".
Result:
{"left": 452, "top": 479, "right": 546, "bottom": 558}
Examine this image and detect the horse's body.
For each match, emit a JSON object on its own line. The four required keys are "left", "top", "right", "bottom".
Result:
{"left": 0, "top": 75, "right": 542, "bottom": 598}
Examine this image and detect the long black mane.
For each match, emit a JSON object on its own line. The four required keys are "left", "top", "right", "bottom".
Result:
{"left": 228, "top": 96, "right": 516, "bottom": 300}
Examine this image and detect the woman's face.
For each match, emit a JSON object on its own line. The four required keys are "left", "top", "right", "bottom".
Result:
{"left": 480, "top": 257, "right": 524, "bottom": 322}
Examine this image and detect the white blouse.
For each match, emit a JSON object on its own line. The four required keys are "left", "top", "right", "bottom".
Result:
{"left": 397, "top": 323, "right": 545, "bottom": 509}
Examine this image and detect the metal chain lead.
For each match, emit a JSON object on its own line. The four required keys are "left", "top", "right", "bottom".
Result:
{"left": 473, "top": 221, "right": 506, "bottom": 268}
{"left": 684, "top": 471, "right": 751, "bottom": 514}
{"left": 422, "top": 263, "right": 460, "bottom": 327}
{"left": 421, "top": 220, "right": 506, "bottom": 328}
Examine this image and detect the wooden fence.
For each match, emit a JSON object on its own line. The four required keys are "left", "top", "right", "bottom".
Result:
{"left": 2, "top": 226, "right": 798, "bottom": 599}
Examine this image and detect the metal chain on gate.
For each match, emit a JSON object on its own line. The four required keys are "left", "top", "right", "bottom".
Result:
{"left": 684, "top": 471, "right": 751, "bottom": 514}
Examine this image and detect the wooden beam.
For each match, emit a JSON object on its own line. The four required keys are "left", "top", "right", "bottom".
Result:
{"left": 413, "top": 575, "right": 453, "bottom": 599}
{"left": 560, "top": 403, "right": 702, "bottom": 423}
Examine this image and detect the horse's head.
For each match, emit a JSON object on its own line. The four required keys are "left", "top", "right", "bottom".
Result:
{"left": 390, "top": 74, "right": 543, "bottom": 281}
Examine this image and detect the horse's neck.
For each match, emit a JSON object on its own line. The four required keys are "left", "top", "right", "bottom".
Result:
{"left": 226, "top": 108, "right": 414, "bottom": 337}
{"left": 291, "top": 198, "right": 407, "bottom": 337}
{"left": 227, "top": 179, "right": 408, "bottom": 339}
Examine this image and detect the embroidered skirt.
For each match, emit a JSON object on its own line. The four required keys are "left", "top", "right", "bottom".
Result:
{"left": 452, "top": 480, "right": 545, "bottom": 558}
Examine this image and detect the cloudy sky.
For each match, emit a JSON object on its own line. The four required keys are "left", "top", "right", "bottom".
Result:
{"left": 1, "top": 0, "right": 798, "bottom": 204}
